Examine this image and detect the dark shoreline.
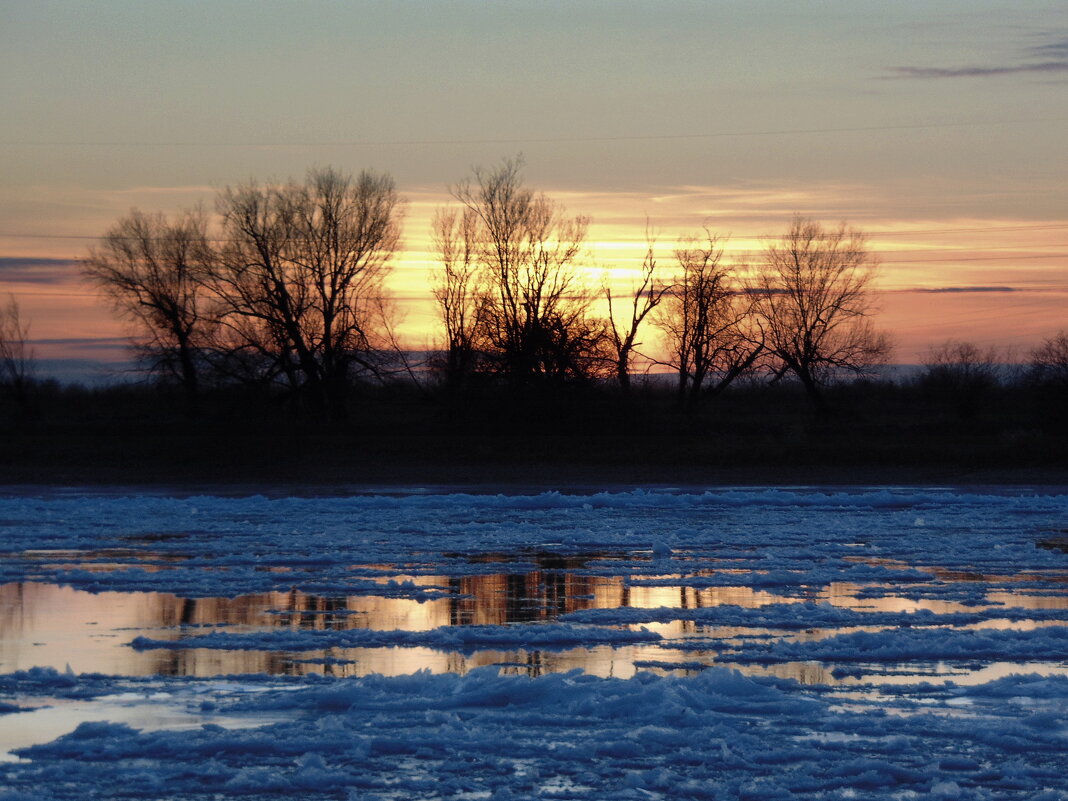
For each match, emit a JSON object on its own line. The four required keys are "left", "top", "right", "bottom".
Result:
{"left": 2, "top": 426, "right": 1065, "bottom": 490}
{"left": 3, "top": 378, "right": 1065, "bottom": 491}
{"left": 3, "top": 477, "right": 1066, "bottom": 499}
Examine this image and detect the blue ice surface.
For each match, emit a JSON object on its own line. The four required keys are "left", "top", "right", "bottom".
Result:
{"left": 1, "top": 486, "right": 1067, "bottom": 798}
{"left": 129, "top": 623, "right": 664, "bottom": 654}
{"left": 1, "top": 486, "right": 1066, "bottom": 598}
{"left": 1, "top": 666, "right": 1066, "bottom": 799}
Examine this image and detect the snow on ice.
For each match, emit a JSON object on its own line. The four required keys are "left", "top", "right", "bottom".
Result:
{"left": 0, "top": 486, "right": 1067, "bottom": 799}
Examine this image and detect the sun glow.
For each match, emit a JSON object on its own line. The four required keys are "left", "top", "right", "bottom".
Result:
{"left": 2, "top": 182, "right": 1066, "bottom": 376}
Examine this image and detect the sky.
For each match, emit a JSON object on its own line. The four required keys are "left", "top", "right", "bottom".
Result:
{"left": 1, "top": 1, "right": 1065, "bottom": 381}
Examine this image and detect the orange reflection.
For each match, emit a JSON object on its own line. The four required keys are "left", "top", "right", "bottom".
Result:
{"left": 3, "top": 545, "right": 1065, "bottom": 687}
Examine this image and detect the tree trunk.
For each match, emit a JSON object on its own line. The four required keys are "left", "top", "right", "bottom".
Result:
{"left": 177, "top": 340, "right": 200, "bottom": 418}
{"left": 675, "top": 370, "right": 689, "bottom": 410}
{"left": 796, "top": 366, "right": 830, "bottom": 415}
{"left": 616, "top": 353, "right": 631, "bottom": 394}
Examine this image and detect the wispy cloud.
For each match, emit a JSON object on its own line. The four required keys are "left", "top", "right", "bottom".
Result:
{"left": 28, "top": 337, "right": 128, "bottom": 351}
{"left": 0, "top": 257, "right": 79, "bottom": 285}
{"left": 1030, "top": 37, "right": 1068, "bottom": 58}
{"left": 888, "top": 33, "right": 1068, "bottom": 80}
{"left": 891, "top": 62, "right": 1068, "bottom": 79}
{"left": 906, "top": 286, "right": 1020, "bottom": 294}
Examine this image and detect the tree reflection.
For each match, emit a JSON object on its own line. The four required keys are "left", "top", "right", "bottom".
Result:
{"left": 6, "top": 548, "right": 1062, "bottom": 683}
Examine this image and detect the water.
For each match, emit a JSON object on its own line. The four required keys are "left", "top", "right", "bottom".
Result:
{"left": 2, "top": 487, "right": 1067, "bottom": 765}
{"left": 4, "top": 551, "right": 1066, "bottom": 683}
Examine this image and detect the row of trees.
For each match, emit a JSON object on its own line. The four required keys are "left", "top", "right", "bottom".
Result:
{"left": 919, "top": 336, "right": 1068, "bottom": 418}
{"left": 84, "top": 168, "right": 401, "bottom": 418}
{"left": 430, "top": 159, "right": 890, "bottom": 413}
{"left": 13, "top": 158, "right": 1057, "bottom": 420}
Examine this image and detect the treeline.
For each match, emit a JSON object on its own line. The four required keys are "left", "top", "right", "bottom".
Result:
{"left": 1, "top": 159, "right": 1066, "bottom": 431}
{"left": 1, "top": 356, "right": 1066, "bottom": 485}
{"left": 10, "top": 158, "right": 893, "bottom": 419}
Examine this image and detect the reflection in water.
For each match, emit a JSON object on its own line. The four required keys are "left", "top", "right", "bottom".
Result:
{"left": 817, "top": 582, "right": 977, "bottom": 615}
{"left": 2, "top": 549, "right": 1066, "bottom": 685}
{"left": 987, "top": 590, "right": 1068, "bottom": 610}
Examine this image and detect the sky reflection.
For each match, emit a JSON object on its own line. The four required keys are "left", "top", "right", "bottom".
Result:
{"left": 2, "top": 546, "right": 1066, "bottom": 686}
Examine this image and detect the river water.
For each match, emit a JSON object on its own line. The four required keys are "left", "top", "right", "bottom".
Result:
{"left": 2, "top": 486, "right": 1067, "bottom": 765}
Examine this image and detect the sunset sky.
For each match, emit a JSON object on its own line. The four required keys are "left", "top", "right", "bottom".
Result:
{"left": 2, "top": 1, "right": 1065, "bottom": 381}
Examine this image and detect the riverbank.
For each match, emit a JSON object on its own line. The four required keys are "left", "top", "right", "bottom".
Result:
{"left": 2, "top": 420, "right": 1065, "bottom": 488}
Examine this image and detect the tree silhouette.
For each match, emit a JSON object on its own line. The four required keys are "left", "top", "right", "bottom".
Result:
{"left": 432, "top": 205, "right": 486, "bottom": 388}
{"left": 655, "top": 231, "right": 763, "bottom": 410}
{"left": 1029, "top": 330, "right": 1068, "bottom": 389}
{"left": 208, "top": 167, "right": 402, "bottom": 417}
{"left": 0, "top": 295, "right": 36, "bottom": 414}
{"left": 749, "top": 216, "right": 890, "bottom": 411}
{"left": 1027, "top": 330, "right": 1068, "bottom": 423}
{"left": 438, "top": 158, "right": 605, "bottom": 386}
{"left": 83, "top": 209, "right": 213, "bottom": 415}
{"left": 921, "top": 339, "right": 1002, "bottom": 419}
{"left": 604, "top": 236, "right": 671, "bottom": 394}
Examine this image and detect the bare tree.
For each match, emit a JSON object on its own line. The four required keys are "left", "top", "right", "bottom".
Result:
{"left": 1027, "top": 330, "right": 1068, "bottom": 423}
{"left": 749, "top": 216, "right": 891, "bottom": 410}
{"left": 432, "top": 206, "right": 485, "bottom": 388}
{"left": 921, "top": 339, "right": 1003, "bottom": 419}
{"left": 604, "top": 237, "right": 672, "bottom": 394}
{"left": 1028, "top": 330, "right": 1068, "bottom": 389}
{"left": 209, "top": 167, "right": 402, "bottom": 417}
{"left": 83, "top": 209, "right": 213, "bottom": 415}
{"left": 923, "top": 340, "right": 1002, "bottom": 384}
{"left": 442, "top": 158, "right": 603, "bottom": 386}
{"left": 655, "top": 232, "right": 763, "bottom": 410}
{"left": 0, "top": 295, "right": 36, "bottom": 412}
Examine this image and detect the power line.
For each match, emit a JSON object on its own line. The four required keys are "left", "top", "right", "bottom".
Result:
{"left": 879, "top": 253, "right": 1067, "bottom": 264}
{"left": 876, "top": 242, "right": 1068, "bottom": 254}
{"left": 887, "top": 302, "right": 1062, "bottom": 331}
{"left": 2, "top": 117, "right": 1066, "bottom": 149}
{"left": 858, "top": 224, "right": 1068, "bottom": 237}
{"left": 730, "top": 225, "right": 1068, "bottom": 241}
{"left": 817, "top": 224, "right": 1068, "bottom": 238}
{"left": 3, "top": 223, "right": 1067, "bottom": 244}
